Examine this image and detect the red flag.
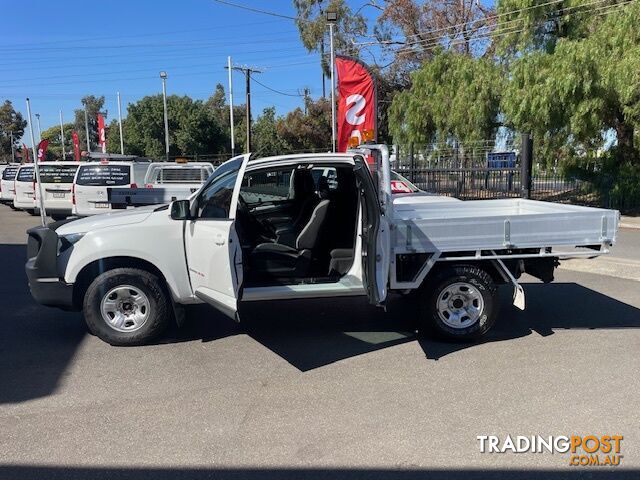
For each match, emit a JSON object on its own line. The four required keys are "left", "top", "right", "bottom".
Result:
{"left": 336, "top": 55, "right": 377, "bottom": 152}
{"left": 37, "top": 139, "right": 49, "bottom": 162}
{"left": 72, "top": 131, "right": 81, "bottom": 161}
{"left": 22, "top": 143, "right": 31, "bottom": 162}
{"left": 97, "top": 113, "right": 106, "bottom": 153}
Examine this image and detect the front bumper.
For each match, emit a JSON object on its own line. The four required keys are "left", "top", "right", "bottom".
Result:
{"left": 25, "top": 226, "right": 75, "bottom": 310}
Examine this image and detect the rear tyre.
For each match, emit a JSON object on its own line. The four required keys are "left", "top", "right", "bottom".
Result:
{"left": 419, "top": 264, "right": 498, "bottom": 341}
{"left": 51, "top": 214, "right": 67, "bottom": 221}
{"left": 82, "top": 268, "right": 170, "bottom": 346}
{"left": 27, "top": 209, "right": 37, "bottom": 216}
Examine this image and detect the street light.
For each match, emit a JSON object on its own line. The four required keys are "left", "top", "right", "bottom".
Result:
{"left": 82, "top": 99, "right": 91, "bottom": 152}
{"left": 326, "top": 10, "right": 337, "bottom": 153}
{"left": 34, "top": 113, "right": 42, "bottom": 142}
{"left": 160, "top": 71, "right": 170, "bottom": 161}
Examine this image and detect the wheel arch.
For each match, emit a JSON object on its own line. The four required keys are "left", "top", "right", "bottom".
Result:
{"left": 72, "top": 256, "right": 174, "bottom": 311}
{"left": 425, "top": 260, "right": 509, "bottom": 287}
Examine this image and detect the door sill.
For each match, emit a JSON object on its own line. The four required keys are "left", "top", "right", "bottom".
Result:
{"left": 242, "top": 281, "right": 365, "bottom": 301}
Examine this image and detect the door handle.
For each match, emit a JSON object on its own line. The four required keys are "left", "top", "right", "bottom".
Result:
{"left": 214, "top": 233, "right": 226, "bottom": 246}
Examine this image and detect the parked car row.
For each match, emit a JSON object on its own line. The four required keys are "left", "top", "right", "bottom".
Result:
{"left": 0, "top": 160, "right": 215, "bottom": 220}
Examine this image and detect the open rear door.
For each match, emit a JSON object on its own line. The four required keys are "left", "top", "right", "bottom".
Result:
{"left": 184, "top": 154, "right": 250, "bottom": 320}
{"left": 353, "top": 146, "right": 391, "bottom": 306}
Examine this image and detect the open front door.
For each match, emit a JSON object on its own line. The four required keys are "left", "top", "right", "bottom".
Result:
{"left": 184, "top": 154, "right": 250, "bottom": 320}
{"left": 353, "top": 146, "right": 391, "bottom": 306}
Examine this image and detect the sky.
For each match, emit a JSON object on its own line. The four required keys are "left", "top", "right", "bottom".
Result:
{"left": 0, "top": 0, "right": 337, "bottom": 146}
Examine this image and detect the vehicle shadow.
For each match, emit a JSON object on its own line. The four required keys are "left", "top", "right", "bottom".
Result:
{"left": 172, "top": 281, "right": 640, "bottom": 371}
{"left": 0, "top": 244, "right": 86, "bottom": 405}
{"left": 0, "top": 465, "right": 638, "bottom": 480}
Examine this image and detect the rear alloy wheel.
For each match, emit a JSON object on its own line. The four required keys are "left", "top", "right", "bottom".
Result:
{"left": 420, "top": 265, "right": 498, "bottom": 341}
{"left": 83, "top": 268, "right": 170, "bottom": 346}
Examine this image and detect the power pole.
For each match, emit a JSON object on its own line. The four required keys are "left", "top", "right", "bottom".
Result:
{"left": 301, "top": 87, "right": 311, "bottom": 114}
{"left": 320, "top": 37, "right": 326, "bottom": 98}
{"left": 224, "top": 57, "right": 235, "bottom": 156}
{"left": 229, "top": 65, "right": 262, "bottom": 153}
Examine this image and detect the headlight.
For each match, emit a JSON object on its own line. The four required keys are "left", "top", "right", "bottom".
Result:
{"left": 59, "top": 233, "right": 85, "bottom": 253}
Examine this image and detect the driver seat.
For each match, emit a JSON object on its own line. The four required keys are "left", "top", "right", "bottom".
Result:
{"left": 250, "top": 199, "right": 330, "bottom": 277}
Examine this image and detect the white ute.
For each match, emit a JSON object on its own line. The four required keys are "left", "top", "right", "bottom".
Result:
{"left": 26, "top": 145, "right": 620, "bottom": 346}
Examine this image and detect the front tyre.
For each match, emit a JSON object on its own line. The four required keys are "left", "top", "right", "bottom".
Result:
{"left": 83, "top": 268, "right": 170, "bottom": 346}
{"left": 419, "top": 265, "right": 498, "bottom": 341}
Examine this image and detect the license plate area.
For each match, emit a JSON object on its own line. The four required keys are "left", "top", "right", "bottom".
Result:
{"left": 52, "top": 192, "right": 66, "bottom": 199}
{"left": 94, "top": 202, "right": 109, "bottom": 209}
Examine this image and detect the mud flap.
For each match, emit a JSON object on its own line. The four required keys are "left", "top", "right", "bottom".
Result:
{"left": 493, "top": 254, "right": 526, "bottom": 311}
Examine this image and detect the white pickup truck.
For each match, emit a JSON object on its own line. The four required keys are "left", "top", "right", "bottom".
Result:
{"left": 25, "top": 145, "right": 619, "bottom": 346}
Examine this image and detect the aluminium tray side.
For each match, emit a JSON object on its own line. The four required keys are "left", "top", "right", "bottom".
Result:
{"left": 393, "top": 199, "right": 619, "bottom": 254}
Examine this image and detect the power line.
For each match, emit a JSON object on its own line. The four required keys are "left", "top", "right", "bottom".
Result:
{"left": 0, "top": 19, "right": 283, "bottom": 50}
{"left": 251, "top": 77, "right": 305, "bottom": 97}
{"left": 390, "top": 0, "right": 632, "bottom": 55}
{"left": 371, "top": 0, "right": 568, "bottom": 46}
{"left": 211, "top": 0, "right": 302, "bottom": 21}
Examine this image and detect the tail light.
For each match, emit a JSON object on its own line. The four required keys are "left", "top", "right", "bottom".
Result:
{"left": 145, "top": 183, "right": 153, "bottom": 188}
{"left": 130, "top": 183, "right": 138, "bottom": 189}
{"left": 72, "top": 183, "right": 76, "bottom": 205}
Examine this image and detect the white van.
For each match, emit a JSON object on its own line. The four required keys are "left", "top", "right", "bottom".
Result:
{"left": 72, "top": 161, "right": 150, "bottom": 216}
{"left": 34, "top": 162, "right": 80, "bottom": 221}
{"left": 0, "top": 164, "right": 20, "bottom": 204}
{"left": 13, "top": 165, "right": 36, "bottom": 213}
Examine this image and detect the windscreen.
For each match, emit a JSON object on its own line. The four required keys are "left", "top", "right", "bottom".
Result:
{"left": 16, "top": 167, "right": 34, "bottom": 182}
{"left": 2, "top": 167, "right": 18, "bottom": 181}
{"left": 75, "top": 164, "right": 131, "bottom": 186}
{"left": 39, "top": 164, "right": 78, "bottom": 184}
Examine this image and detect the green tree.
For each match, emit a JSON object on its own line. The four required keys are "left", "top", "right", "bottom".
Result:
{"left": 294, "top": 0, "right": 367, "bottom": 77}
{"left": 253, "top": 107, "right": 290, "bottom": 156}
{"left": 40, "top": 122, "right": 74, "bottom": 160}
{"left": 277, "top": 97, "right": 332, "bottom": 151}
{"left": 74, "top": 95, "right": 105, "bottom": 152}
{"left": 0, "top": 100, "right": 27, "bottom": 162}
{"left": 120, "top": 94, "right": 225, "bottom": 158}
{"left": 205, "top": 83, "right": 247, "bottom": 154}
{"left": 500, "top": 1, "right": 640, "bottom": 168}
{"left": 389, "top": 51, "right": 503, "bottom": 146}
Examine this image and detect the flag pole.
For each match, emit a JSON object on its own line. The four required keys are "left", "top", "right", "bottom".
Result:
{"left": 327, "top": 12, "right": 338, "bottom": 153}
{"left": 26, "top": 98, "right": 47, "bottom": 226}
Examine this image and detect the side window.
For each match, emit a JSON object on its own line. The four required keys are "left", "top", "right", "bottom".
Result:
{"left": 240, "top": 168, "right": 292, "bottom": 205}
{"left": 197, "top": 170, "right": 238, "bottom": 219}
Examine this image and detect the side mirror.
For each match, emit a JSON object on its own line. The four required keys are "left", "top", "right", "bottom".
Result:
{"left": 170, "top": 199, "right": 192, "bottom": 220}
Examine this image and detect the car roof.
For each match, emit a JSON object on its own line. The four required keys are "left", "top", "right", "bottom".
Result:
{"left": 247, "top": 152, "right": 356, "bottom": 169}
{"left": 77, "top": 161, "right": 138, "bottom": 167}
{"left": 38, "top": 161, "right": 82, "bottom": 166}
{"left": 147, "top": 162, "right": 212, "bottom": 167}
